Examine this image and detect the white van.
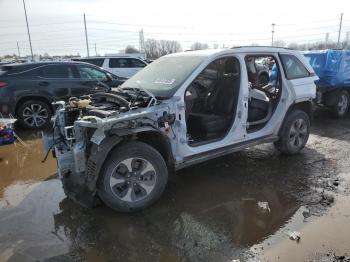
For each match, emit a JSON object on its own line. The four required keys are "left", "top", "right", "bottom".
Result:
{"left": 73, "top": 56, "right": 147, "bottom": 78}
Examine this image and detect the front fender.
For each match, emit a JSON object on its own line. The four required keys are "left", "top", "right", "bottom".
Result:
{"left": 85, "top": 135, "right": 123, "bottom": 191}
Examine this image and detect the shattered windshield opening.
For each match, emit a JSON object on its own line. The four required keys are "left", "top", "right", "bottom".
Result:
{"left": 121, "top": 55, "right": 206, "bottom": 98}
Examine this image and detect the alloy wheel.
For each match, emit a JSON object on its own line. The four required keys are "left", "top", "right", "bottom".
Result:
{"left": 109, "top": 157, "right": 157, "bottom": 202}
{"left": 338, "top": 93, "right": 349, "bottom": 115}
{"left": 22, "top": 104, "right": 49, "bottom": 127}
{"left": 288, "top": 118, "right": 308, "bottom": 150}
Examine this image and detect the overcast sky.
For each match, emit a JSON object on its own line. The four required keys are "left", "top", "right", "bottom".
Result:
{"left": 0, "top": 0, "right": 349, "bottom": 57}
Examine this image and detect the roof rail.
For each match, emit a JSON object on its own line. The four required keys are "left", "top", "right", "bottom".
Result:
{"left": 231, "top": 46, "right": 293, "bottom": 50}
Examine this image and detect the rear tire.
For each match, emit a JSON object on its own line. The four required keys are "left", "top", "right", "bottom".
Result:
{"left": 17, "top": 100, "right": 52, "bottom": 129}
{"left": 97, "top": 141, "right": 168, "bottom": 212}
{"left": 274, "top": 109, "right": 310, "bottom": 155}
{"left": 332, "top": 90, "right": 349, "bottom": 118}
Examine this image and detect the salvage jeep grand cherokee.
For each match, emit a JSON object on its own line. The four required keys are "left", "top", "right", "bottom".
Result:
{"left": 43, "top": 47, "right": 318, "bottom": 212}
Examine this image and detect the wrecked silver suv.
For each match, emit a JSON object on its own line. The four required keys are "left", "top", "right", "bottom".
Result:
{"left": 44, "top": 47, "right": 318, "bottom": 212}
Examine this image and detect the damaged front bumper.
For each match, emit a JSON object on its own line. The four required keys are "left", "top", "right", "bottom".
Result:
{"left": 43, "top": 99, "right": 176, "bottom": 208}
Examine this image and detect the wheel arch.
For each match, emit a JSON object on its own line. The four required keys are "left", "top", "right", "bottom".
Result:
{"left": 85, "top": 131, "right": 175, "bottom": 192}
{"left": 15, "top": 95, "right": 53, "bottom": 115}
{"left": 278, "top": 100, "right": 313, "bottom": 137}
{"left": 287, "top": 100, "right": 313, "bottom": 122}
{"left": 136, "top": 131, "right": 176, "bottom": 170}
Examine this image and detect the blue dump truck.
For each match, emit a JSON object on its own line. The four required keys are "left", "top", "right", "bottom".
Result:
{"left": 304, "top": 49, "right": 350, "bottom": 117}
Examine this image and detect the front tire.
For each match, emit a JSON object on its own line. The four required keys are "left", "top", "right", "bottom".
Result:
{"left": 17, "top": 100, "right": 52, "bottom": 129}
{"left": 97, "top": 141, "right": 168, "bottom": 212}
{"left": 332, "top": 90, "right": 349, "bottom": 118}
{"left": 274, "top": 109, "right": 310, "bottom": 155}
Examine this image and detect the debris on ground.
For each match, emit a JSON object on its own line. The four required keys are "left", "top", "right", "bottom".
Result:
{"left": 302, "top": 208, "right": 311, "bottom": 219}
{"left": 0, "top": 118, "right": 17, "bottom": 145}
{"left": 287, "top": 231, "right": 301, "bottom": 242}
{"left": 307, "top": 251, "right": 350, "bottom": 262}
{"left": 321, "top": 192, "right": 335, "bottom": 206}
{"left": 257, "top": 201, "right": 270, "bottom": 213}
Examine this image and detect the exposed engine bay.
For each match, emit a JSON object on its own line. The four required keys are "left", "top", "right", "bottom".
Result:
{"left": 62, "top": 87, "right": 158, "bottom": 126}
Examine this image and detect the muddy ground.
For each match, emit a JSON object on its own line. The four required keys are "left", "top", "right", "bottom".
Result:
{"left": 0, "top": 110, "right": 350, "bottom": 262}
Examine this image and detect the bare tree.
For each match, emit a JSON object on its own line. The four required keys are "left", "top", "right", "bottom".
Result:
{"left": 191, "top": 42, "right": 209, "bottom": 50}
{"left": 273, "top": 40, "right": 286, "bottom": 47}
{"left": 144, "top": 39, "right": 182, "bottom": 59}
{"left": 144, "top": 39, "right": 160, "bottom": 58}
{"left": 125, "top": 45, "right": 139, "bottom": 54}
{"left": 287, "top": 43, "right": 299, "bottom": 50}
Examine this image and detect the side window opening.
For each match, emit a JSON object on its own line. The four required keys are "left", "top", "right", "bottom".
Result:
{"left": 280, "top": 54, "right": 310, "bottom": 79}
{"left": 109, "top": 58, "right": 129, "bottom": 68}
{"left": 244, "top": 55, "right": 282, "bottom": 132}
{"left": 40, "top": 65, "right": 74, "bottom": 79}
{"left": 185, "top": 57, "right": 240, "bottom": 146}
{"left": 81, "top": 58, "right": 104, "bottom": 67}
{"left": 77, "top": 65, "right": 107, "bottom": 81}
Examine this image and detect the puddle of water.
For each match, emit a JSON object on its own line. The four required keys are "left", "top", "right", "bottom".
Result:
{"left": 258, "top": 194, "right": 350, "bottom": 261}
{"left": 0, "top": 147, "right": 308, "bottom": 261}
{"left": 0, "top": 130, "right": 56, "bottom": 197}
{"left": 0, "top": 180, "right": 69, "bottom": 262}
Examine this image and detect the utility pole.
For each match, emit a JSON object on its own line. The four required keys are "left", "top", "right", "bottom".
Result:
{"left": 271, "top": 23, "right": 276, "bottom": 46}
{"left": 139, "top": 29, "right": 145, "bottom": 54}
{"left": 337, "top": 13, "right": 343, "bottom": 47}
{"left": 17, "top": 42, "right": 21, "bottom": 57}
{"left": 95, "top": 43, "right": 97, "bottom": 56}
{"left": 84, "top": 14, "right": 90, "bottom": 57}
{"left": 22, "top": 0, "right": 33, "bottom": 61}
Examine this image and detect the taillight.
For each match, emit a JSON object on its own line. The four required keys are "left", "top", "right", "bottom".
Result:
{"left": 0, "top": 82, "right": 7, "bottom": 87}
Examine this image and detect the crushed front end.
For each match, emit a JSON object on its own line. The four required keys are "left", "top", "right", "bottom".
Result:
{"left": 43, "top": 88, "right": 176, "bottom": 207}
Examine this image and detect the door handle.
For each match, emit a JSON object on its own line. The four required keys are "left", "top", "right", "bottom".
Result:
{"left": 38, "top": 81, "right": 49, "bottom": 87}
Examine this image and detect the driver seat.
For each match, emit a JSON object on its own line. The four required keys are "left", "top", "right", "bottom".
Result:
{"left": 188, "top": 59, "right": 240, "bottom": 137}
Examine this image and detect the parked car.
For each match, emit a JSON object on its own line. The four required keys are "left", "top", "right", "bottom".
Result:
{"left": 73, "top": 56, "right": 147, "bottom": 78}
{"left": 43, "top": 47, "right": 317, "bottom": 212}
{"left": 0, "top": 61, "right": 126, "bottom": 129}
{"left": 304, "top": 49, "right": 350, "bottom": 118}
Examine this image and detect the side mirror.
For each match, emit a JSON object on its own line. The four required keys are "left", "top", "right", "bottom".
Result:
{"left": 106, "top": 73, "right": 113, "bottom": 82}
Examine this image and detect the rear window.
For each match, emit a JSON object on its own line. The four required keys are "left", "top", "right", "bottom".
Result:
{"left": 40, "top": 65, "right": 74, "bottom": 79}
{"left": 0, "top": 64, "right": 41, "bottom": 76}
{"left": 129, "top": 58, "right": 146, "bottom": 68}
{"left": 109, "top": 58, "right": 146, "bottom": 68}
{"left": 280, "top": 54, "right": 310, "bottom": 79}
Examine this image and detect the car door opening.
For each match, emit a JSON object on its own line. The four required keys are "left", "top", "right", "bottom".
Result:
{"left": 245, "top": 55, "right": 282, "bottom": 132}
{"left": 185, "top": 57, "right": 240, "bottom": 145}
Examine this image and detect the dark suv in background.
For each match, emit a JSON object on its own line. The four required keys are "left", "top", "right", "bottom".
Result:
{"left": 0, "top": 61, "right": 126, "bottom": 129}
